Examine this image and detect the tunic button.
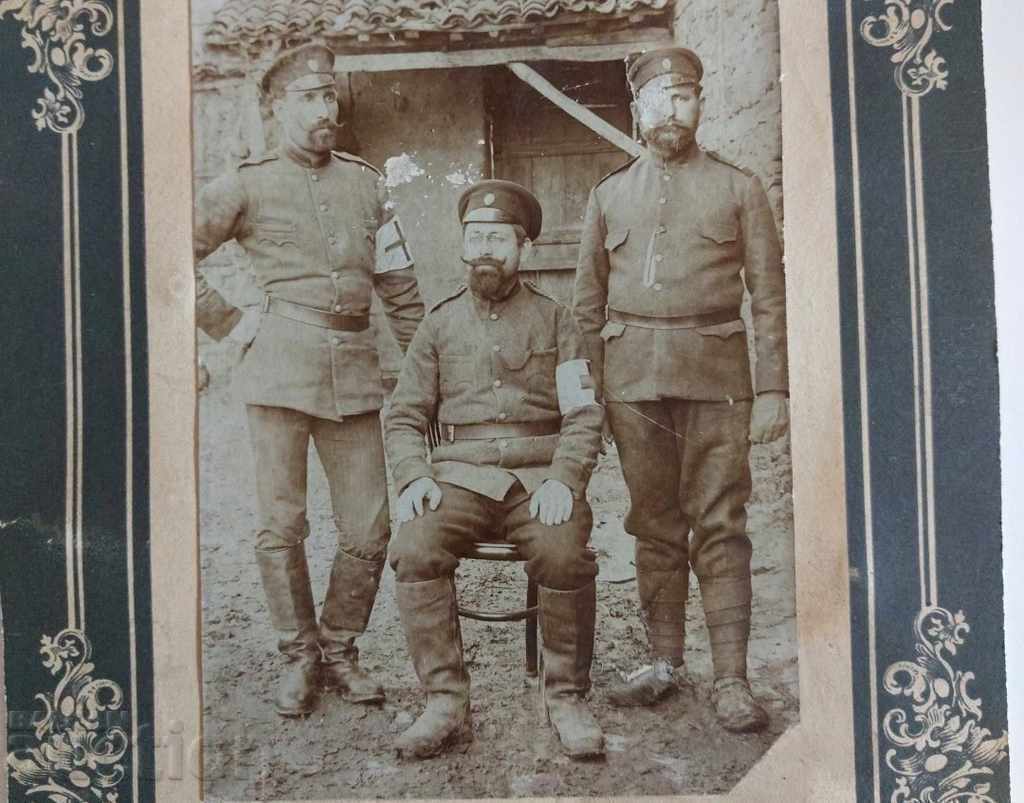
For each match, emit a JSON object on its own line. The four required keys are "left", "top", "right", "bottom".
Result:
{"left": 493, "top": 379, "right": 502, "bottom": 388}
{"left": 489, "top": 313, "right": 499, "bottom": 321}
{"left": 654, "top": 283, "right": 664, "bottom": 291}
{"left": 329, "top": 236, "right": 338, "bottom": 245}
{"left": 659, "top": 197, "right": 667, "bottom": 205}
{"left": 311, "top": 174, "right": 319, "bottom": 182}
{"left": 658, "top": 225, "right": 668, "bottom": 234}
{"left": 332, "top": 336, "right": 341, "bottom": 345}
{"left": 333, "top": 304, "right": 342, "bottom": 312}
{"left": 331, "top": 271, "right": 340, "bottom": 279}
{"left": 498, "top": 412, "right": 507, "bottom": 421}
{"left": 500, "top": 440, "right": 509, "bottom": 449}
{"left": 492, "top": 345, "right": 501, "bottom": 352}
{"left": 655, "top": 254, "right": 664, "bottom": 263}
{"left": 663, "top": 174, "right": 671, "bottom": 181}
{"left": 319, "top": 203, "right": 328, "bottom": 212}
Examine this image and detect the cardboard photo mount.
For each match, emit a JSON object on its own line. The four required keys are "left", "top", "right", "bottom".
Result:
{"left": 0, "top": 0, "right": 1008, "bottom": 801}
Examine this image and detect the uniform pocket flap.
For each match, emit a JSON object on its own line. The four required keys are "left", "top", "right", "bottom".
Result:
{"left": 604, "top": 228, "right": 629, "bottom": 251}
{"left": 696, "top": 319, "right": 746, "bottom": 338}
{"left": 497, "top": 347, "right": 532, "bottom": 371}
{"left": 700, "top": 216, "right": 738, "bottom": 244}
{"left": 600, "top": 321, "right": 627, "bottom": 341}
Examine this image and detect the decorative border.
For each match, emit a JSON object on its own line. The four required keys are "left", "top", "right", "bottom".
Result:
{"left": 0, "top": 0, "right": 115, "bottom": 133}
{"left": 7, "top": 630, "right": 128, "bottom": 803}
{"left": 1, "top": 1, "right": 152, "bottom": 800}
{"left": 831, "top": 2, "right": 1008, "bottom": 800}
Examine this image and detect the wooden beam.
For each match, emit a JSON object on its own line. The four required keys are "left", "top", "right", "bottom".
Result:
{"left": 506, "top": 61, "right": 644, "bottom": 157}
{"left": 326, "top": 35, "right": 672, "bottom": 73}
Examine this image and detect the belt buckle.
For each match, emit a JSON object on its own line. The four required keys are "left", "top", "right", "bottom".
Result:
{"left": 446, "top": 424, "right": 455, "bottom": 443}
{"left": 262, "top": 295, "right": 271, "bottom": 313}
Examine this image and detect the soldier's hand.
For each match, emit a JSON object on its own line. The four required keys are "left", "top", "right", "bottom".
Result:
{"left": 750, "top": 392, "right": 789, "bottom": 444}
{"left": 397, "top": 477, "right": 443, "bottom": 524}
{"left": 530, "top": 480, "right": 574, "bottom": 527}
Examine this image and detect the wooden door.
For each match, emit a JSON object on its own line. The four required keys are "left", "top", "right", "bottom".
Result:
{"left": 486, "top": 61, "right": 633, "bottom": 302}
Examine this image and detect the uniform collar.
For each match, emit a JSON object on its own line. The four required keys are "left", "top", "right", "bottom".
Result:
{"left": 281, "top": 140, "right": 331, "bottom": 169}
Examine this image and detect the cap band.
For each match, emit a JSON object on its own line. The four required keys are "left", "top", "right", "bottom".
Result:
{"left": 285, "top": 73, "right": 334, "bottom": 92}
{"left": 463, "top": 208, "right": 520, "bottom": 226}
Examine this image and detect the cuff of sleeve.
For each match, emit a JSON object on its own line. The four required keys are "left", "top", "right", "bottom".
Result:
{"left": 544, "top": 460, "right": 588, "bottom": 499}
{"left": 393, "top": 457, "right": 432, "bottom": 495}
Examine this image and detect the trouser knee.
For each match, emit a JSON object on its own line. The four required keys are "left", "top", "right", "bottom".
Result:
{"left": 255, "top": 520, "right": 309, "bottom": 552}
{"left": 387, "top": 513, "right": 459, "bottom": 582}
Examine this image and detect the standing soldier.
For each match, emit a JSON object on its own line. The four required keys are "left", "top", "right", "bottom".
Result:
{"left": 385, "top": 181, "right": 605, "bottom": 759}
{"left": 193, "top": 44, "right": 424, "bottom": 717}
{"left": 573, "top": 47, "right": 788, "bottom": 732}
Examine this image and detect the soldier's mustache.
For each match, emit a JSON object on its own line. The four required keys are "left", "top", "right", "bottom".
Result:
{"left": 462, "top": 257, "right": 506, "bottom": 269}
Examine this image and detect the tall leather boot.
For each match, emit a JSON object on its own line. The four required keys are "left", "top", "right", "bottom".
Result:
{"left": 319, "top": 547, "right": 386, "bottom": 703}
{"left": 539, "top": 582, "right": 605, "bottom": 759}
{"left": 607, "top": 558, "right": 689, "bottom": 707}
{"left": 700, "top": 574, "right": 768, "bottom": 733}
{"left": 255, "top": 544, "right": 320, "bottom": 717}
{"left": 394, "top": 577, "right": 472, "bottom": 759}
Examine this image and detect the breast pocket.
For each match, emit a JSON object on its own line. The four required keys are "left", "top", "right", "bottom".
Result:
{"left": 605, "top": 228, "right": 629, "bottom": 253}
{"left": 699, "top": 214, "right": 738, "bottom": 246}
{"left": 439, "top": 355, "right": 475, "bottom": 394}
{"left": 497, "top": 346, "right": 557, "bottom": 397}
{"left": 251, "top": 218, "right": 299, "bottom": 248}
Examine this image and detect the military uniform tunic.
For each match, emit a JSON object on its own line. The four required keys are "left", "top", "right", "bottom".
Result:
{"left": 386, "top": 281, "right": 603, "bottom": 501}
{"left": 385, "top": 280, "right": 604, "bottom": 591}
{"left": 572, "top": 145, "right": 789, "bottom": 674}
{"left": 574, "top": 146, "right": 787, "bottom": 402}
{"left": 194, "top": 144, "right": 424, "bottom": 420}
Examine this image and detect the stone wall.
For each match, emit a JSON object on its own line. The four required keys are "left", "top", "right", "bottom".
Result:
{"left": 674, "top": 0, "right": 784, "bottom": 224}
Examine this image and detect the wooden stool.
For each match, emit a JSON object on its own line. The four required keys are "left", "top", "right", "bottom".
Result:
{"left": 456, "top": 542, "right": 539, "bottom": 678}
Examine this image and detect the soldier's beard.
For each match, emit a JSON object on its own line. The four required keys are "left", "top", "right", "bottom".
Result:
{"left": 308, "top": 125, "right": 337, "bottom": 153}
{"left": 463, "top": 257, "right": 519, "bottom": 300}
{"left": 642, "top": 122, "right": 695, "bottom": 159}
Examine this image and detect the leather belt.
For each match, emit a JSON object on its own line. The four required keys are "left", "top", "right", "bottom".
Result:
{"left": 264, "top": 295, "right": 370, "bottom": 332}
{"left": 608, "top": 307, "right": 741, "bottom": 330}
{"left": 440, "top": 420, "right": 560, "bottom": 442}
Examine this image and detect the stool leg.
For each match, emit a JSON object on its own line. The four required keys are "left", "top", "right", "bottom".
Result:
{"left": 526, "top": 577, "right": 538, "bottom": 677}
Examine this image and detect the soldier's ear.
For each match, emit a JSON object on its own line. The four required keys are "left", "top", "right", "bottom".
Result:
{"left": 520, "top": 238, "right": 534, "bottom": 260}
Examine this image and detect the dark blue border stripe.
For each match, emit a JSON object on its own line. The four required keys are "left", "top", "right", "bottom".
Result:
{"left": 829, "top": 3, "right": 1008, "bottom": 801}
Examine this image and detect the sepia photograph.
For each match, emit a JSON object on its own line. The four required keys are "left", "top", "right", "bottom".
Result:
{"left": 0, "top": 0, "right": 1013, "bottom": 801}
{"left": 191, "top": 1, "right": 797, "bottom": 798}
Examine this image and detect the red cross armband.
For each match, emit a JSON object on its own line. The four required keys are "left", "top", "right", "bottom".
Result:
{"left": 555, "top": 359, "right": 598, "bottom": 415}
{"left": 374, "top": 217, "right": 414, "bottom": 274}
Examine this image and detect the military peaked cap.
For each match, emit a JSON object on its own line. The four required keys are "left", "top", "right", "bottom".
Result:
{"left": 261, "top": 44, "right": 336, "bottom": 96}
{"left": 458, "top": 180, "right": 543, "bottom": 241}
{"left": 627, "top": 47, "right": 703, "bottom": 95}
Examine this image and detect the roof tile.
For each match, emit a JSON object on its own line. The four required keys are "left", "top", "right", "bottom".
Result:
{"left": 207, "top": 0, "right": 669, "bottom": 47}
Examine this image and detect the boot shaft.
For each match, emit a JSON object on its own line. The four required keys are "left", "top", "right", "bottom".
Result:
{"left": 321, "top": 548, "right": 384, "bottom": 634}
{"left": 255, "top": 544, "right": 317, "bottom": 634}
{"left": 539, "top": 582, "right": 597, "bottom": 696}
{"left": 395, "top": 576, "right": 469, "bottom": 700}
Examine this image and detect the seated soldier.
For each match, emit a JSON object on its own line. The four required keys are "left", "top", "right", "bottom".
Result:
{"left": 385, "top": 180, "right": 606, "bottom": 760}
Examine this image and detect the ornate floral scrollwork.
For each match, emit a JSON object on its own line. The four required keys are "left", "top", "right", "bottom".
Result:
{"left": 882, "top": 607, "right": 1009, "bottom": 803}
{"left": 6, "top": 629, "right": 129, "bottom": 802}
{"left": 0, "top": 0, "right": 114, "bottom": 133}
{"left": 860, "top": 0, "right": 956, "bottom": 96}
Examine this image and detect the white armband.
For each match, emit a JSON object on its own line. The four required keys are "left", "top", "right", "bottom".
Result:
{"left": 556, "top": 359, "right": 597, "bottom": 415}
{"left": 374, "top": 217, "right": 414, "bottom": 274}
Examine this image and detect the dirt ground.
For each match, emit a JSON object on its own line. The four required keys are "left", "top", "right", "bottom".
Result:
{"left": 198, "top": 345, "right": 798, "bottom": 800}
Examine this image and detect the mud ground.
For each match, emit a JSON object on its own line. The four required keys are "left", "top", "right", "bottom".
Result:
{"left": 199, "top": 346, "right": 798, "bottom": 800}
